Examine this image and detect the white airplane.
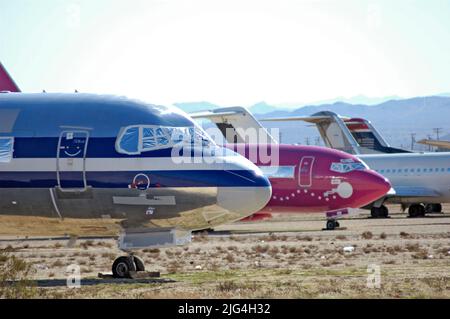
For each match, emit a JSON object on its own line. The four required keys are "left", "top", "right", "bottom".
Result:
{"left": 190, "top": 106, "right": 450, "bottom": 219}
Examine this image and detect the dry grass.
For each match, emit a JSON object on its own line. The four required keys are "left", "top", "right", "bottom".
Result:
{"left": 361, "top": 231, "right": 373, "bottom": 239}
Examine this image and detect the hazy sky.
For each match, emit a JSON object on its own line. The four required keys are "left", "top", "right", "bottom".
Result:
{"left": 1, "top": 0, "right": 450, "bottom": 107}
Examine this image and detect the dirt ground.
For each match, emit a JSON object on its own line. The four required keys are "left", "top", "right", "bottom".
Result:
{"left": 1, "top": 205, "right": 450, "bottom": 299}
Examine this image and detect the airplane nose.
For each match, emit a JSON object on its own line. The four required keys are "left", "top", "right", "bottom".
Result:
{"left": 354, "top": 170, "right": 391, "bottom": 207}
{"left": 216, "top": 157, "right": 272, "bottom": 219}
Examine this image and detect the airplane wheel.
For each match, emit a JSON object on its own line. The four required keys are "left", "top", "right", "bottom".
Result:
{"left": 336, "top": 221, "right": 340, "bottom": 228}
{"left": 408, "top": 204, "right": 425, "bottom": 218}
{"left": 112, "top": 256, "right": 137, "bottom": 279}
{"left": 371, "top": 205, "right": 389, "bottom": 218}
{"left": 326, "top": 220, "right": 336, "bottom": 230}
{"left": 133, "top": 256, "right": 146, "bottom": 272}
{"left": 380, "top": 205, "right": 389, "bottom": 218}
{"left": 370, "top": 207, "right": 380, "bottom": 218}
{"left": 426, "top": 203, "right": 442, "bottom": 213}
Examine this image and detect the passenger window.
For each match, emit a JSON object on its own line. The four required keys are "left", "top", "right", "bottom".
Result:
{"left": 259, "top": 166, "right": 295, "bottom": 179}
{"left": 0, "top": 137, "right": 14, "bottom": 163}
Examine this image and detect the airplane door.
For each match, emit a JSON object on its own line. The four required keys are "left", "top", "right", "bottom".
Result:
{"left": 57, "top": 131, "right": 89, "bottom": 190}
{"left": 298, "top": 156, "right": 315, "bottom": 187}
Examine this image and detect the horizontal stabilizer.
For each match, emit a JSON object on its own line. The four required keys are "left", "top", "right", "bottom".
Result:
{"left": 261, "top": 115, "right": 349, "bottom": 123}
{"left": 190, "top": 110, "right": 245, "bottom": 119}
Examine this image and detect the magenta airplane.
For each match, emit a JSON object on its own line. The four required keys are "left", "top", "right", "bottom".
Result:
{"left": 227, "top": 144, "right": 391, "bottom": 229}
{"left": 0, "top": 65, "right": 391, "bottom": 230}
{"left": 191, "top": 109, "right": 392, "bottom": 230}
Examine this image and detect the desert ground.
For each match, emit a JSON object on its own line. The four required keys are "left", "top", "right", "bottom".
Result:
{"left": 1, "top": 205, "right": 450, "bottom": 298}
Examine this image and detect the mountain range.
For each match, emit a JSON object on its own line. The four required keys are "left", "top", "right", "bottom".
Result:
{"left": 176, "top": 95, "right": 450, "bottom": 150}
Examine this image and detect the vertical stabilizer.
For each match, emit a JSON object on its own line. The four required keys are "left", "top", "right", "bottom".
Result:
{"left": 0, "top": 63, "right": 21, "bottom": 92}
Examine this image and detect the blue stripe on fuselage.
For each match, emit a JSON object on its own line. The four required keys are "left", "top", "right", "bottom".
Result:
{"left": 0, "top": 170, "right": 268, "bottom": 188}
{"left": 13, "top": 137, "right": 219, "bottom": 158}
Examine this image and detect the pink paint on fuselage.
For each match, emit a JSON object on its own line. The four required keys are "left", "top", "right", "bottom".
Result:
{"left": 227, "top": 144, "right": 391, "bottom": 214}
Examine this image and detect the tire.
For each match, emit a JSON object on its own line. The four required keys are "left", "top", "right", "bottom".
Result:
{"left": 133, "top": 256, "right": 145, "bottom": 272}
{"left": 371, "top": 206, "right": 389, "bottom": 218}
{"left": 380, "top": 205, "right": 389, "bottom": 218}
{"left": 426, "top": 204, "right": 442, "bottom": 213}
{"left": 326, "top": 220, "right": 336, "bottom": 230}
{"left": 409, "top": 205, "right": 425, "bottom": 218}
{"left": 112, "top": 256, "right": 136, "bottom": 279}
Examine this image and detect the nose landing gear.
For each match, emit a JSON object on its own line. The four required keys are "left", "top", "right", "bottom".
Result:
{"left": 326, "top": 219, "right": 340, "bottom": 230}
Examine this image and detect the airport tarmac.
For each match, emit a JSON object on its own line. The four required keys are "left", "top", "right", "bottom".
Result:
{"left": 1, "top": 205, "right": 449, "bottom": 298}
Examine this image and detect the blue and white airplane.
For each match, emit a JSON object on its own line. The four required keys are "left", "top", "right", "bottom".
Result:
{"left": 0, "top": 92, "right": 271, "bottom": 278}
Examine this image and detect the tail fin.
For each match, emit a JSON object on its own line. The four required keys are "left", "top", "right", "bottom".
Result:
{"left": 344, "top": 117, "right": 410, "bottom": 153}
{"left": 190, "top": 106, "right": 278, "bottom": 144}
{"left": 262, "top": 111, "right": 411, "bottom": 154}
{"left": 0, "top": 62, "right": 21, "bottom": 92}
{"left": 262, "top": 111, "right": 361, "bottom": 154}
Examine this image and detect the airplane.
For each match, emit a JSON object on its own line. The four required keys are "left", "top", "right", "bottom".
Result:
{"left": 0, "top": 65, "right": 392, "bottom": 232}
{"left": 191, "top": 107, "right": 391, "bottom": 230}
{"left": 261, "top": 111, "right": 450, "bottom": 218}
{"left": 0, "top": 92, "right": 272, "bottom": 279}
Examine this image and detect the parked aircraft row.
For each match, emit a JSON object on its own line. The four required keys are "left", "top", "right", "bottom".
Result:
{"left": 190, "top": 107, "right": 450, "bottom": 220}
{"left": 0, "top": 63, "right": 392, "bottom": 278}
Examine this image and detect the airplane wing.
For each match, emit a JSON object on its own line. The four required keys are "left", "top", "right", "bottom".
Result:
{"left": 417, "top": 139, "right": 450, "bottom": 149}
{"left": 389, "top": 186, "right": 441, "bottom": 198}
{"left": 0, "top": 62, "right": 21, "bottom": 92}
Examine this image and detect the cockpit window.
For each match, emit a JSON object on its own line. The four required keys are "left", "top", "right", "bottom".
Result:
{"left": 0, "top": 137, "right": 14, "bottom": 163}
{"left": 330, "top": 160, "right": 366, "bottom": 173}
{"left": 116, "top": 125, "right": 213, "bottom": 155}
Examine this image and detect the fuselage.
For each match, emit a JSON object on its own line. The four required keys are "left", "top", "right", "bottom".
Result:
{"left": 0, "top": 93, "right": 271, "bottom": 236}
{"left": 360, "top": 153, "right": 450, "bottom": 204}
{"left": 227, "top": 144, "right": 391, "bottom": 213}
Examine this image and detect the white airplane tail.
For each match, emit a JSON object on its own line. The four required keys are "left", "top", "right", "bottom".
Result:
{"left": 190, "top": 106, "right": 278, "bottom": 144}
{"left": 262, "top": 111, "right": 411, "bottom": 154}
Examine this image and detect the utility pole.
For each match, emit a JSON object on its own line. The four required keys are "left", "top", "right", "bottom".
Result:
{"left": 315, "top": 137, "right": 321, "bottom": 146}
{"left": 305, "top": 137, "right": 310, "bottom": 146}
{"left": 410, "top": 133, "right": 416, "bottom": 151}
{"left": 427, "top": 134, "right": 432, "bottom": 152}
{"left": 433, "top": 128, "right": 443, "bottom": 141}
